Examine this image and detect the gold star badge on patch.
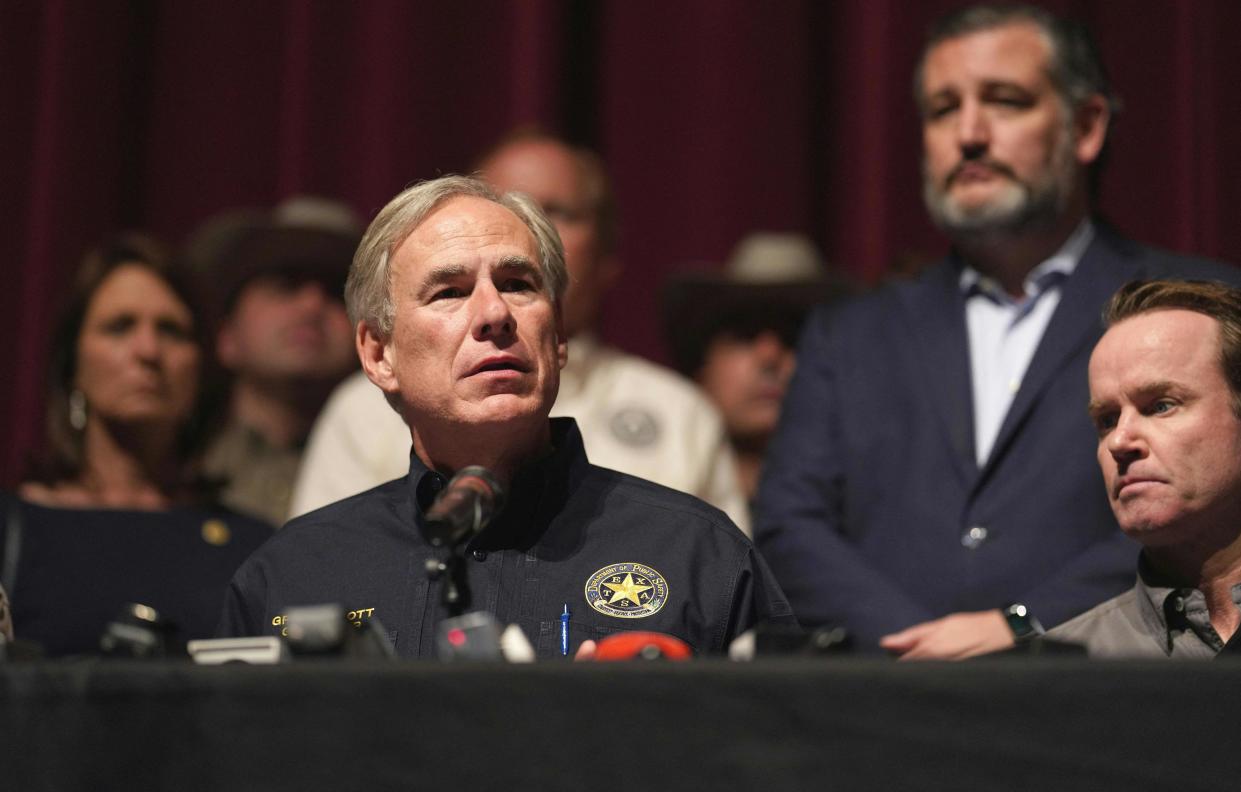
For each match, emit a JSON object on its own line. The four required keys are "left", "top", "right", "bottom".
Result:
{"left": 602, "top": 573, "right": 652, "bottom": 607}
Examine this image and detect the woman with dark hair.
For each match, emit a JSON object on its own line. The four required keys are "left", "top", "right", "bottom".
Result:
{"left": 0, "top": 233, "right": 272, "bottom": 657}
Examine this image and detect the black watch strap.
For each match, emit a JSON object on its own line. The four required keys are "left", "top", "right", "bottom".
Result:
{"left": 1002, "top": 603, "right": 1045, "bottom": 642}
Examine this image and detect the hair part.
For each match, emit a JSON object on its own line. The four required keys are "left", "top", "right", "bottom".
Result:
{"left": 1105, "top": 279, "right": 1241, "bottom": 417}
{"left": 345, "top": 175, "right": 568, "bottom": 339}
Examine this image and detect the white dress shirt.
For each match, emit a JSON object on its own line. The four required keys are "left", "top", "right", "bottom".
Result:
{"left": 961, "top": 221, "right": 1094, "bottom": 466}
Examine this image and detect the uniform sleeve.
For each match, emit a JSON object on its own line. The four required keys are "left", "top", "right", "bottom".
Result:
{"left": 754, "top": 308, "right": 934, "bottom": 646}
{"left": 722, "top": 545, "right": 797, "bottom": 650}
{"left": 215, "top": 564, "right": 267, "bottom": 638}
{"left": 288, "top": 372, "right": 410, "bottom": 518}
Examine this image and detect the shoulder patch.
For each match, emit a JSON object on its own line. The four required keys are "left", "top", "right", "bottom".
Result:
{"left": 585, "top": 562, "right": 668, "bottom": 618}
{"left": 609, "top": 408, "right": 660, "bottom": 447}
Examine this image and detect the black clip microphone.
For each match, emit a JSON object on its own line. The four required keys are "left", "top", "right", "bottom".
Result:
{"left": 422, "top": 466, "right": 505, "bottom": 548}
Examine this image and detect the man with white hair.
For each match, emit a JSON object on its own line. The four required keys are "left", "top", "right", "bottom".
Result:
{"left": 289, "top": 134, "right": 747, "bottom": 531}
{"left": 219, "top": 176, "right": 793, "bottom": 657}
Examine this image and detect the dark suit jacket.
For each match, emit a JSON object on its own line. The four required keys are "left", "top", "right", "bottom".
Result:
{"left": 754, "top": 229, "right": 1240, "bottom": 649}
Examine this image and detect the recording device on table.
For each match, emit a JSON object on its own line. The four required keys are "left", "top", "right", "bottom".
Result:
{"left": 727, "top": 623, "right": 852, "bottom": 661}
{"left": 100, "top": 602, "right": 184, "bottom": 658}
{"left": 187, "top": 603, "right": 395, "bottom": 665}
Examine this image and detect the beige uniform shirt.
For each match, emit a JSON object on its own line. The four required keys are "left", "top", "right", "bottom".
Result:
{"left": 204, "top": 423, "right": 300, "bottom": 528}
{"left": 289, "top": 335, "right": 749, "bottom": 533}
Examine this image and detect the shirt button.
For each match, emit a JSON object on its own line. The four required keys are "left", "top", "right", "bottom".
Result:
{"left": 961, "top": 525, "right": 989, "bottom": 549}
{"left": 472, "top": 550, "right": 487, "bottom": 561}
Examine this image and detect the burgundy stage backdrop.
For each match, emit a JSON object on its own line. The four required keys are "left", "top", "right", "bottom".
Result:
{"left": 4, "top": 0, "right": 1239, "bottom": 486}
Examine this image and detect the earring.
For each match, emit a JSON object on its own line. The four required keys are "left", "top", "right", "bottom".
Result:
{"left": 69, "top": 389, "right": 87, "bottom": 431}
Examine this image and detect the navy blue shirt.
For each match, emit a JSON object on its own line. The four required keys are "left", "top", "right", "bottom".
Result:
{"left": 219, "top": 419, "right": 793, "bottom": 657}
{"left": 0, "top": 492, "right": 272, "bottom": 657}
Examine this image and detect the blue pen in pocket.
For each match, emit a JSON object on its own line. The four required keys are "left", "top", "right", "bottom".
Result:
{"left": 560, "top": 604, "right": 571, "bottom": 656}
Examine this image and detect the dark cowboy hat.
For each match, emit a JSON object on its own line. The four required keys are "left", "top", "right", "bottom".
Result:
{"left": 184, "top": 197, "right": 362, "bottom": 325}
{"left": 662, "top": 233, "right": 853, "bottom": 375}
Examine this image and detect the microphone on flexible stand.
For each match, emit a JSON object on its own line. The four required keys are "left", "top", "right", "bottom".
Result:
{"left": 421, "top": 466, "right": 505, "bottom": 548}
{"left": 421, "top": 466, "right": 505, "bottom": 618}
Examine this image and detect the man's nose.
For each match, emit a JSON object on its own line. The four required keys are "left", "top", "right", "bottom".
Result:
{"left": 752, "top": 330, "right": 790, "bottom": 368}
{"left": 471, "top": 282, "right": 515, "bottom": 340}
{"left": 957, "top": 99, "right": 989, "bottom": 155}
{"left": 1107, "top": 411, "right": 1148, "bottom": 464}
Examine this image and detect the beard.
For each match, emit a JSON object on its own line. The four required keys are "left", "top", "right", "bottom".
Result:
{"left": 922, "top": 123, "right": 1077, "bottom": 239}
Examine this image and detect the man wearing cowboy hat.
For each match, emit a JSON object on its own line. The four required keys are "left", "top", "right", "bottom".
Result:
{"left": 664, "top": 234, "right": 850, "bottom": 509}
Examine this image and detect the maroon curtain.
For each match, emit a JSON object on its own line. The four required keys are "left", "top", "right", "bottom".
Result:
{"left": 4, "top": 0, "right": 1240, "bottom": 485}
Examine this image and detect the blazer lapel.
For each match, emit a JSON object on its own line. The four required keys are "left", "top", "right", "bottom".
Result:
{"left": 897, "top": 261, "right": 978, "bottom": 484}
{"left": 979, "top": 233, "right": 1139, "bottom": 480}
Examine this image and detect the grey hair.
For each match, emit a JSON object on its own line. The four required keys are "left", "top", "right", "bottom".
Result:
{"left": 913, "top": 4, "right": 1121, "bottom": 118}
{"left": 345, "top": 174, "right": 568, "bottom": 337}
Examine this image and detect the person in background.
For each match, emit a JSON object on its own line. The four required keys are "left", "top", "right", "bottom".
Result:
{"left": 663, "top": 233, "right": 849, "bottom": 510}
{"left": 188, "top": 199, "right": 360, "bottom": 526}
{"left": 0, "top": 234, "right": 271, "bottom": 656}
{"left": 1050, "top": 280, "right": 1241, "bottom": 657}
{"left": 290, "top": 133, "right": 748, "bottom": 531}
{"left": 754, "top": 3, "right": 1240, "bottom": 658}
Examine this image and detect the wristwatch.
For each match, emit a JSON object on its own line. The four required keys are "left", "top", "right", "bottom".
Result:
{"left": 1001, "top": 602, "right": 1045, "bottom": 642}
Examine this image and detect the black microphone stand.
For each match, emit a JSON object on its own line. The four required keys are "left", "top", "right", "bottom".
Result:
{"left": 425, "top": 550, "right": 471, "bottom": 617}
{"left": 421, "top": 468, "right": 502, "bottom": 618}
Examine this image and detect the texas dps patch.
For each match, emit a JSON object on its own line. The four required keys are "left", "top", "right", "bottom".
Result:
{"left": 585, "top": 562, "right": 668, "bottom": 618}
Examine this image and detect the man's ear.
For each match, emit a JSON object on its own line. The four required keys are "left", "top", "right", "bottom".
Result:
{"left": 1073, "top": 94, "right": 1110, "bottom": 166}
{"left": 357, "top": 320, "right": 399, "bottom": 394}
{"left": 555, "top": 302, "right": 569, "bottom": 370}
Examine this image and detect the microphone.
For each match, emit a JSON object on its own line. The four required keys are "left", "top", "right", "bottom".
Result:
{"left": 422, "top": 466, "right": 505, "bottom": 548}
{"left": 590, "top": 631, "right": 693, "bottom": 661}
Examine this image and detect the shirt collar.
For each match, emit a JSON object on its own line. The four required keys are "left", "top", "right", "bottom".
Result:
{"left": 958, "top": 219, "right": 1095, "bottom": 304}
{"left": 1133, "top": 552, "right": 1181, "bottom": 649}
{"left": 1134, "top": 552, "right": 1241, "bottom": 653}
{"left": 403, "top": 417, "right": 588, "bottom": 550}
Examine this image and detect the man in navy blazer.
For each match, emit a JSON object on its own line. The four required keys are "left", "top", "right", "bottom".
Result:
{"left": 754, "top": 4, "right": 1239, "bottom": 658}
